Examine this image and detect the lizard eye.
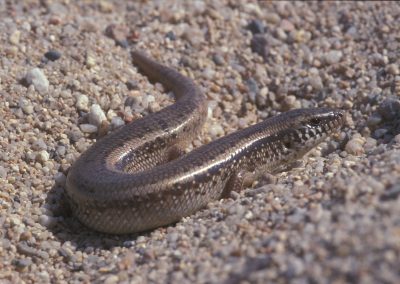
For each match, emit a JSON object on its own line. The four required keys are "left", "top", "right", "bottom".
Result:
{"left": 308, "top": 117, "right": 321, "bottom": 126}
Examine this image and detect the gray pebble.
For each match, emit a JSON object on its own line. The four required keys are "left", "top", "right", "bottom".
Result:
{"left": 0, "top": 165, "right": 8, "bottom": 178}
{"left": 80, "top": 123, "right": 98, "bottom": 133}
{"left": 212, "top": 53, "right": 226, "bottom": 66}
{"left": 367, "top": 113, "right": 383, "bottom": 127}
{"left": 32, "top": 139, "right": 47, "bottom": 151}
{"left": 111, "top": 116, "right": 125, "bottom": 129}
{"left": 54, "top": 172, "right": 67, "bottom": 186}
{"left": 19, "top": 98, "right": 34, "bottom": 114}
{"left": 56, "top": 145, "right": 66, "bottom": 156}
{"left": 373, "top": 128, "right": 388, "bottom": 138}
{"left": 24, "top": 68, "right": 49, "bottom": 94}
{"left": 378, "top": 98, "right": 400, "bottom": 121}
{"left": 324, "top": 50, "right": 343, "bottom": 65}
{"left": 13, "top": 258, "right": 32, "bottom": 270}
{"left": 39, "top": 214, "right": 59, "bottom": 228}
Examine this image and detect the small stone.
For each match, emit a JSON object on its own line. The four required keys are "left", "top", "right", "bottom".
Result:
{"left": 39, "top": 214, "right": 59, "bottom": 228}
{"left": 99, "top": 1, "right": 114, "bottom": 13}
{"left": 367, "top": 113, "right": 383, "bottom": 127}
{"left": 373, "top": 128, "right": 388, "bottom": 138}
{"left": 80, "top": 123, "right": 98, "bottom": 133}
{"left": 56, "top": 145, "right": 66, "bottom": 156}
{"left": 247, "top": 19, "right": 265, "bottom": 34}
{"left": 88, "top": 104, "right": 107, "bottom": 127}
{"left": 85, "top": 53, "right": 96, "bottom": 68}
{"left": 54, "top": 172, "right": 67, "bottom": 186}
{"left": 309, "top": 75, "right": 323, "bottom": 91}
{"left": 386, "top": 64, "right": 399, "bottom": 75}
{"left": 104, "top": 275, "right": 119, "bottom": 284}
{"left": 250, "top": 34, "right": 268, "bottom": 58}
{"left": 105, "top": 24, "right": 129, "bottom": 47}
{"left": 76, "top": 94, "right": 89, "bottom": 111}
{"left": 324, "top": 50, "right": 343, "bottom": 65}
{"left": 126, "top": 80, "right": 138, "bottom": 90}
{"left": 44, "top": 50, "right": 62, "bottom": 61}
{"left": 0, "top": 165, "right": 7, "bottom": 178}
{"left": 9, "top": 30, "right": 21, "bottom": 45}
{"left": 111, "top": 116, "right": 125, "bottom": 129}
{"left": 25, "top": 68, "right": 49, "bottom": 94}
{"left": 208, "top": 123, "right": 224, "bottom": 139}
{"left": 19, "top": 98, "right": 34, "bottom": 114}
{"left": 13, "top": 258, "right": 32, "bottom": 271}
{"left": 377, "top": 98, "right": 400, "bottom": 121}
{"left": 345, "top": 137, "right": 365, "bottom": 156}
{"left": 212, "top": 53, "right": 225, "bottom": 66}
{"left": 280, "top": 19, "right": 295, "bottom": 32}
{"left": 32, "top": 139, "right": 47, "bottom": 151}
{"left": 364, "top": 137, "right": 377, "bottom": 152}
{"left": 165, "top": 31, "right": 176, "bottom": 40}
{"left": 36, "top": 150, "right": 50, "bottom": 163}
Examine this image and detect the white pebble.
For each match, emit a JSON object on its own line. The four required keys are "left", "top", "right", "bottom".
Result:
{"left": 76, "top": 94, "right": 89, "bottom": 111}
{"left": 345, "top": 137, "right": 365, "bottom": 156}
{"left": 208, "top": 123, "right": 224, "bottom": 138}
{"left": 324, "top": 50, "right": 343, "bottom": 65}
{"left": 36, "top": 150, "right": 50, "bottom": 163}
{"left": 88, "top": 104, "right": 106, "bottom": 127}
{"left": 39, "top": 215, "right": 59, "bottom": 228}
{"left": 25, "top": 68, "right": 49, "bottom": 94}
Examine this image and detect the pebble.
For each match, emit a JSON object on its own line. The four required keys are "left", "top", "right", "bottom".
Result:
{"left": 76, "top": 93, "right": 89, "bottom": 111}
{"left": 54, "top": 172, "right": 67, "bottom": 186}
{"left": 0, "top": 165, "right": 7, "bottom": 178}
{"left": 44, "top": 50, "right": 62, "bottom": 61}
{"left": 32, "top": 139, "right": 47, "bottom": 151}
{"left": 36, "top": 150, "right": 50, "bottom": 163}
{"left": 367, "top": 113, "right": 383, "bottom": 127}
{"left": 386, "top": 64, "right": 399, "bottom": 75}
{"left": 19, "top": 98, "right": 34, "bottom": 114}
{"left": 104, "top": 275, "right": 119, "bottom": 284}
{"left": 324, "top": 50, "right": 343, "bottom": 65}
{"left": 88, "top": 104, "right": 107, "bottom": 127}
{"left": 247, "top": 19, "right": 265, "bottom": 34}
{"left": 80, "top": 123, "right": 98, "bottom": 133}
{"left": 111, "top": 116, "right": 125, "bottom": 129}
{"left": 56, "top": 145, "right": 66, "bottom": 156}
{"left": 24, "top": 68, "right": 49, "bottom": 94}
{"left": 13, "top": 258, "right": 32, "bottom": 271}
{"left": 208, "top": 123, "right": 224, "bottom": 138}
{"left": 345, "top": 136, "right": 365, "bottom": 156}
{"left": 9, "top": 30, "right": 21, "bottom": 45}
{"left": 377, "top": 98, "right": 400, "bottom": 121}
{"left": 39, "top": 215, "right": 59, "bottom": 228}
{"left": 85, "top": 52, "right": 96, "bottom": 68}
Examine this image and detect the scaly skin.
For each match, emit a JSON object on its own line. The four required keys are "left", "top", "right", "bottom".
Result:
{"left": 66, "top": 51, "right": 345, "bottom": 234}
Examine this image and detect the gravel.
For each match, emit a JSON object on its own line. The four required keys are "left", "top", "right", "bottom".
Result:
{"left": 1, "top": 1, "right": 399, "bottom": 283}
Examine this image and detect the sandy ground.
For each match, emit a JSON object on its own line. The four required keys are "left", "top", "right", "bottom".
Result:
{"left": 0, "top": 1, "right": 399, "bottom": 283}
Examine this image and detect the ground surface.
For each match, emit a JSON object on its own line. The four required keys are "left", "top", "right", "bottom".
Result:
{"left": 1, "top": 1, "right": 399, "bottom": 283}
